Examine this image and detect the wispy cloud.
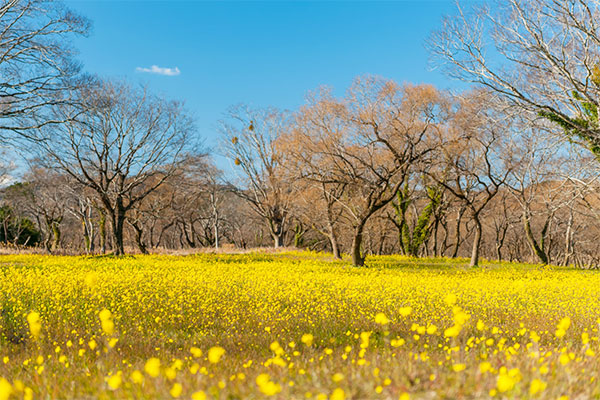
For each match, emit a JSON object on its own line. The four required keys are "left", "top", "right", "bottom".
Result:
{"left": 135, "top": 65, "right": 181, "bottom": 76}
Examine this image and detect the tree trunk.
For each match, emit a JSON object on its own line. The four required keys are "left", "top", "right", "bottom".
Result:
{"left": 452, "top": 206, "right": 466, "bottom": 258}
{"left": 88, "top": 218, "right": 96, "bottom": 253}
{"left": 51, "top": 223, "right": 61, "bottom": 251}
{"left": 212, "top": 193, "right": 220, "bottom": 250}
{"left": 272, "top": 231, "right": 284, "bottom": 248}
{"left": 293, "top": 223, "right": 305, "bottom": 248}
{"left": 563, "top": 211, "right": 574, "bottom": 266}
{"left": 351, "top": 220, "right": 367, "bottom": 267}
{"left": 214, "top": 219, "right": 219, "bottom": 250}
{"left": 99, "top": 210, "right": 107, "bottom": 254}
{"left": 325, "top": 196, "right": 342, "bottom": 260}
{"left": 128, "top": 220, "right": 147, "bottom": 254}
{"left": 3, "top": 220, "right": 9, "bottom": 244}
{"left": 522, "top": 212, "right": 549, "bottom": 265}
{"left": 495, "top": 225, "right": 507, "bottom": 262}
{"left": 440, "top": 219, "right": 449, "bottom": 256}
{"left": 330, "top": 231, "right": 341, "bottom": 260}
{"left": 82, "top": 220, "right": 91, "bottom": 253}
{"left": 111, "top": 206, "right": 126, "bottom": 256}
{"left": 134, "top": 226, "right": 147, "bottom": 254}
{"left": 269, "top": 216, "right": 285, "bottom": 248}
{"left": 432, "top": 217, "right": 439, "bottom": 257}
{"left": 157, "top": 221, "right": 174, "bottom": 248}
{"left": 469, "top": 216, "right": 482, "bottom": 267}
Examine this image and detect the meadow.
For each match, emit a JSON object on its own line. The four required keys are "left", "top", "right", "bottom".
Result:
{"left": 0, "top": 251, "right": 599, "bottom": 399}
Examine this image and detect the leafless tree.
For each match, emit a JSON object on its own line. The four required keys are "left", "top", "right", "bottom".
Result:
{"left": 219, "top": 105, "right": 292, "bottom": 248}
{"left": 429, "top": 0, "right": 600, "bottom": 161}
{"left": 428, "top": 91, "right": 512, "bottom": 267}
{"left": 504, "top": 123, "right": 576, "bottom": 264}
{"left": 0, "top": 0, "right": 89, "bottom": 139}
{"left": 34, "top": 79, "right": 196, "bottom": 255}
{"left": 287, "top": 78, "right": 445, "bottom": 266}
{"left": 65, "top": 187, "right": 97, "bottom": 253}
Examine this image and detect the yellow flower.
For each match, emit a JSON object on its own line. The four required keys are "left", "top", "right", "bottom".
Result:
{"left": 301, "top": 333, "right": 314, "bottom": 346}
{"left": 444, "top": 293, "right": 457, "bottom": 306}
{"left": 190, "top": 347, "right": 202, "bottom": 358}
{"left": 256, "top": 374, "right": 270, "bottom": 386}
{"left": 144, "top": 358, "right": 161, "bottom": 377}
{"left": 208, "top": 346, "right": 225, "bottom": 363}
{"left": 452, "top": 363, "right": 466, "bottom": 372}
{"left": 529, "top": 379, "right": 546, "bottom": 396}
{"left": 0, "top": 378, "right": 12, "bottom": 400}
{"left": 130, "top": 370, "right": 144, "bottom": 384}
{"left": 12, "top": 380, "right": 23, "bottom": 392}
{"left": 496, "top": 373, "right": 516, "bottom": 393}
{"left": 399, "top": 306, "right": 412, "bottom": 317}
{"left": 256, "top": 373, "right": 281, "bottom": 396}
{"left": 555, "top": 317, "right": 571, "bottom": 338}
{"left": 332, "top": 373, "right": 344, "bottom": 383}
{"left": 479, "top": 361, "right": 492, "bottom": 373}
{"left": 192, "top": 391, "right": 207, "bottom": 400}
{"left": 99, "top": 309, "right": 114, "bottom": 336}
{"left": 330, "top": 388, "right": 345, "bottom": 400}
{"left": 399, "top": 393, "right": 410, "bottom": 400}
{"left": 165, "top": 367, "right": 177, "bottom": 380}
{"left": 270, "top": 341, "right": 284, "bottom": 355}
{"left": 99, "top": 308, "right": 111, "bottom": 321}
{"left": 585, "top": 348, "right": 596, "bottom": 357}
{"left": 375, "top": 312, "right": 390, "bottom": 325}
{"left": 558, "top": 317, "right": 571, "bottom": 331}
{"left": 26, "top": 311, "right": 41, "bottom": 338}
{"left": 360, "top": 331, "right": 371, "bottom": 348}
{"left": 107, "top": 373, "right": 122, "bottom": 390}
{"left": 444, "top": 325, "right": 460, "bottom": 338}
{"left": 170, "top": 383, "right": 183, "bottom": 398}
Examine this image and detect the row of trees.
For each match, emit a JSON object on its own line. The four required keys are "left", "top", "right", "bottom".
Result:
{"left": 220, "top": 79, "right": 600, "bottom": 267}
{"left": 3, "top": 0, "right": 600, "bottom": 268}
{"left": 5, "top": 76, "right": 598, "bottom": 268}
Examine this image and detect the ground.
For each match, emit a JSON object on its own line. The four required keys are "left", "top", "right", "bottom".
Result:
{"left": 0, "top": 251, "right": 598, "bottom": 399}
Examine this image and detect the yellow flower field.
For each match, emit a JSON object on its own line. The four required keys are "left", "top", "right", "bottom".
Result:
{"left": 0, "top": 252, "right": 599, "bottom": 399}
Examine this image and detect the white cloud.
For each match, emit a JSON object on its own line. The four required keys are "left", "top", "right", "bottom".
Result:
{"left": 135, "top": 65, "right": 181, "bottom": 76}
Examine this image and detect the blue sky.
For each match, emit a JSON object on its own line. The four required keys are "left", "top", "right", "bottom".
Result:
{"left": 65, "top": 0, "right": 465, "bottom": 166}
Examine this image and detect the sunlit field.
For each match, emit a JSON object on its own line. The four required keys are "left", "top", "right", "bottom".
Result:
{"left": 1, "top": 252, "right": 599, "bottom": 399}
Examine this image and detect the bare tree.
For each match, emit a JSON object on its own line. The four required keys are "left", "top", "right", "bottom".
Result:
{"left": 504, "top": 125, "right": 575, "bottom": 264}
{"left": 0, "top": 0, "right": 89, "bottom": 138}
{"left": 429, "top": 0, "right": 600, "bottom": 161}
{"left": 66, "top": 188, "right": 97, "bottom": 253}
{"left": 288, "top": 78, "right": 445, "bottom": 266}
{"left": 429, "top": 91, "right": 512, "bottom": 267}
{"left": 23, "top": 167, "right": 68, "bottom": 251}
{"left": 284, "top": 90, "right": 350, "bottom": 259}
{"left": 34, "top": 80, "right": 196, "bottom": 255}
{"left": 219, "top": 106, "right": 292, "bottom": 248}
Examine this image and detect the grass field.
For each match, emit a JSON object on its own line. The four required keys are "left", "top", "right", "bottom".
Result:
{"left": 0, "top": 252, "right": 599, "bottom": 399}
